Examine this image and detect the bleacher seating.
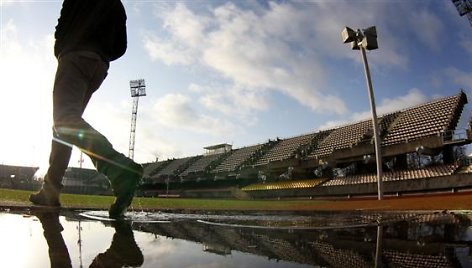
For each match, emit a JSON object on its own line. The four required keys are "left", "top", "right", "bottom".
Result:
{"left": 255, "top": 132, "right": 324, "bottom": 166}
{"left": 153, "top": 156, "right": 199, "bottom": 179}
{"left": 251, "top": 233, "right": 311, "bottom": 264}
{"left": 66, "top": 167, "right": 95, "bottom": 179}
{"left": 456, "top": 163, "right": 472, "bottom": 174}
{"left": 309, "top": 120, "right": 372, "bottom": 158}
{"left": 180, "top": 153, "right": 225, "bottom": 177}
{"left": 358, "top": 112, "right": 401, "bottom": 144}
{"left": 383, "top": 250, "right": 452, "bottom": 268}
{"left": 242, "top": 178, "right": 326, "bottom": 191}
{"left": 143, "top": 161, "right": 168, "bottom": 178}
{"left": 383, "top": 93, "right": 466, "bottom": 146}
{"left": 311, "top": 241, "right": 371, "bottom": 268}
{"left": 410, "top": 213, "right": 462, "bottom": 225}
{"left": 212, "top": 144, "right": 264, "bottom": 173}
{"left": 321, "top": 164, "right": 458, "bottom": 187}
{"left": 0, "top": 164, "right": 39, "bottom": 181}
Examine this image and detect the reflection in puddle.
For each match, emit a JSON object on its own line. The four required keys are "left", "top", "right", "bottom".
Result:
{"left": 1, "top": 208, "right": 472, "bottom": 267}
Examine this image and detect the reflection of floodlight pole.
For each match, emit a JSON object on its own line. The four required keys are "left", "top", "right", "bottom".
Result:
{"left": 375, "top": 222, "right": 383, "bottom": 267}
{"left": 129, "top": 79, "right": 147, "bottom": 160}
{"left": 342, "top": 26, "right": 383, "bottom": 200}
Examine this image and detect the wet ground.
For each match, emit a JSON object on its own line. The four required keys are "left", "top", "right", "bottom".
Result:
{"left": 1, "top": 208, "right": 472, "bottom": 267}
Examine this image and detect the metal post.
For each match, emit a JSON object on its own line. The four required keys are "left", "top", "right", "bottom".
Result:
{"left": 129, "top": 96, "right": 140, "bottom": 160}
{"left": 129, "top": 79, "right": 146, "bottom": 160}
{"left": 375, "top": 224, "right": 383, "bottom": 267}
{"left": 166, "top": 177, "right": 170, "bottom": 197}
{"left": 360, "top": 46, "right": 383, "bottom": 200}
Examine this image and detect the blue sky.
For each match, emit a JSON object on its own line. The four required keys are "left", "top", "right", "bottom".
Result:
{"left": 0, "top": 0, "right": 471, "bottom": 171}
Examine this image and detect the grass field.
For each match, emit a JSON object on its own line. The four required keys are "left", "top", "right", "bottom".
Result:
{"left": 2, "top": 188, "right": 472, "bottom": 212}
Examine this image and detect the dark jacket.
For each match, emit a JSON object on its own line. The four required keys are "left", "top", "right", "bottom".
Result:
{"left": 54, "top": 0, "right": 127, "bottom": 62}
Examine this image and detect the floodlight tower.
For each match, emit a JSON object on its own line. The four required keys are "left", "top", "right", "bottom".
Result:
{"left": 452, "top": 0, "right": 472, "bottom": 26}
{"left": 129, "top": 79, "right": 146, "bottom": 160}
{"left": 341, "top": 26, "right": 383, "bottom": 200}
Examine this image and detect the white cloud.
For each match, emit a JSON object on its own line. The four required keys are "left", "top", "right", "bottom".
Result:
{"left": 379, "top": 88, "right": 428, "bottom": 113}
{"left": 300, "top": 2, "right": 409, "bottom": 69}
{"left": 317, "top": 120, "right": 349, "bottom": 131}
{"left": 196, "top": 84, "right": 268, "bottom": 126}
{"left": 143, "top": 1, "right": 442, "bottom": 115}
{"left": 445, "top": 67, "right": 472, "bottom": 89}
{"left": 0, "top": 20, "right": 56, "bottom": 167}
{"left": 460, "top": 38, "right": 472, "bottom": 56}
{"left": 152, "top": 93, "right": 239, "bottom": 136}
{"left": 408, "top": 10, "right": 444, "bottom": 51}
{"left": 351, "top": 88, "right": 428, "bottom": 121}
{"left": 0, "top": 0, "right": 15, "bottom": 7}
{"left": 144, "top": 2, "right": 347, "bottom": 114}
{"left": 319, "top": 88, "right": 428, "bottom": 130}
{"left": 143, "top": 34, "right": 194, "bottom": 65}
{"left": 161, "top": 3, "right": 209, "bottom": 49}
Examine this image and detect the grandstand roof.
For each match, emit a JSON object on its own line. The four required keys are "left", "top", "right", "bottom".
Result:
{"left": 204, "top": 143, "right": 232, "bottom": 150}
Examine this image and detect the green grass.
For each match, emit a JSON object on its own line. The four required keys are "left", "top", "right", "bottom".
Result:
{"left": 7, "top": 188, "right": 470, "bottom": 212}
{"left": 0, "top": 188, "right": 330, "bottom": 211}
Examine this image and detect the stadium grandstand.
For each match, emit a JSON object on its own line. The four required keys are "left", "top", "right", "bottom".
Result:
{"left": 61, "top": 167, "right": 110, "bottom": 195}
{"left": 0, "top": 164, "right": 40, "bottom": 190}
{"left": 133, "top": 211, "right": 470, "bottom": 267}
{"left": 140, "top": 90, "right": 472, "bottom": 199}
{"left": 0, "top": 164, "right": 109, "bottom": 195}
{"left": 2, "top": 91, "right": 471, "bottom": 200}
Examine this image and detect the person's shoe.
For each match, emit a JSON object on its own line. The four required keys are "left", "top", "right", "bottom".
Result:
{"left": 90, "top": 221, "right": 144, "bottom": 268}
{"left": 29, "top": 189, "right": 61, "bottom": 207}
{"left": 108, "top": 162, "right": 143, "bottom": 219}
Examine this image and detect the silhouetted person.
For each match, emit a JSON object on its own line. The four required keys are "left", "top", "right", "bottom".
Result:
{"left": 33, "top": 210, "right": 144, "bottom": 268}
{"left": 32, "top": 209, "right": 72, "bottom": 268}
{"left": 30, "top": 0, "right": 142, "bottom": 218}
{"left": 90, "top": 221, "right": 144, "bottom": 268}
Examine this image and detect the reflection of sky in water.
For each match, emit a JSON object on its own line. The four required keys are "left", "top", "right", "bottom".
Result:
{"left": 0, "top": 214, "right": 49, "bottom": 267}
{"left": 0, "top": 213, "right": 310, "bottom": 268}
{"left": 460, "top": 226, "right": 472, "bottom": 242}
{"left": 138, "top": 232, "right": 307, "bottom": 268}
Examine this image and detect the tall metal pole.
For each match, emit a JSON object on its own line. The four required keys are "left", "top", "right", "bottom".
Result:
{"left": 78, "top": 151, "right": 84, "bottom": 168}
{"left": 129, "top": 79, "right": 146, "bottom": 160}
{"left": 129, "top": 96, "right": 140, "bottom": 160}
{"left": 360, "top": 46, "right": 383, "bottom": 200}
{"left": 375, "top": 223, "right": 383, "bottom": 267}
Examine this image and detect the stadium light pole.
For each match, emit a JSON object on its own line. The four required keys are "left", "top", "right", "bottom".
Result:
{"left": 129, "top": 79, "right": 146, "bottom": 160}
{"left": 341, "top": 26, "right": 384, "bottom": 200}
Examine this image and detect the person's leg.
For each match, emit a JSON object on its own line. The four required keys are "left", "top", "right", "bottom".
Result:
{"left": 29, "top": 51, "right": 87, "bottom": 206}
{"left": 31, "top": 51, "right": 142, "bottom": 217}
{"left": 51, "top": 52, "right": 143, "bottom": 218}
{"left": 31, "top": 51, "right": 111, "bottom": 205}
{"left": 30, "top": 138, "right": 73, "bottom": 206}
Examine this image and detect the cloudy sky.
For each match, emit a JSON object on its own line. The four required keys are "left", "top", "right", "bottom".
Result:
{"left": 0, "top": 0, "right": 471, "bottom": 171}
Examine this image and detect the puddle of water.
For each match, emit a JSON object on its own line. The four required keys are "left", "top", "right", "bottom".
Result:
{"left": 1, "top": 208, "right": 471, "bottom": 267}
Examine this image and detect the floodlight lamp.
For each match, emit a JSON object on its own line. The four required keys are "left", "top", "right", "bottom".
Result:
{"left": 363, "top": 26, "right": 377, "bottom": 37}
{"left": 130, "top": 79, "right": 145, "bottom": 89}
{"left": 362, "top": 26, "right": 378, "bottom": 50}
{"left": 129, "top": 79, "right": 147, "bottom": 97}
{"left": 341, "top": 26, "right": 356, "bottom": 43}
{"left": 361, "top": 36, "right": 378, "bottom": 50}
{"left": 350, "top": 41, "right": 360, "bottom": 50}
